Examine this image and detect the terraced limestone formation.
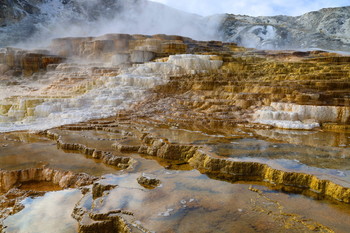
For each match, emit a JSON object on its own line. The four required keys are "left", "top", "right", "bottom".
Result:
{"left": 0, "top": 34, "right": 230, "bottom": 132}
{"left": 1, "top": 123, "right": 350, "bottom": 232}
{"left": 125, "top": 49, "right": 350, "bottom": 131}
{"left": 0, "top": 167, "right": 96, "bottom": 231}
{"left": 0, "top": 34, "right": 350, "bottom": 233}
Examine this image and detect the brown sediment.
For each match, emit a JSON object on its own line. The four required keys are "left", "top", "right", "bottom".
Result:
{"left": 41, "top": 121, "right": 350, "bottom": 204}
{"left": 188, "top": 150, "right": 350, "bottom": 203}
{"left": 1, "top": 33, "right": 350, "bottom": 232}
{"left": 72, "top": 190, "right": 134, "bottom": 233}
{"left": 137, "top": 174, "right": 161, "bottom": 189}
{"left": 137, "top": 132, "right": 350, "bottom": 204}
{"left": 0, "top": 167, "right": 96, "bottom": 193}
{"left": 18, "top": 181, "right": 62, "bottom": 192}
{"left": 77, "top": 215, "right": 132, "bottom": 233}
{"left": 322, "top": 123, "right": 350, "bottom": 132}
{"left": 0, "top": 48, "right": 64, "bottom": 76}
{"left": 92, "top": 183, "right": 117, "bottom": 199}
{"left": 248, "top": 186, "right": 335, "bottom": 232}
{"left": 0, "top": 167, "right": 97, "bottom": 231}
{"left": 45, "top": 130, "right": 135, "bottom": 170}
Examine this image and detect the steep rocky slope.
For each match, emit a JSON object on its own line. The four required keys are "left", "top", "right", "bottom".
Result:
{"left": 0, "top": 0, "right": 218, "bottom": 48}
{"left": 220, "top": 6, "right": 350, "bottom": 51}
{"left": 0, "top": 0, "right": 41, "bottom": 27}
{"left": 1, "top": 1, "right": 350, "bottom": 52}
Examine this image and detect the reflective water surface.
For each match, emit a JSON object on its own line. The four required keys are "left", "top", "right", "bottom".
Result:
{"left": 1, "top": 125, "right": 350, "bottom": 232}
{"left": 0, "top": 132, "right": 118, "bottom": 176}
{"left": 4, "top": 189, "right": 82, "bottom": 233}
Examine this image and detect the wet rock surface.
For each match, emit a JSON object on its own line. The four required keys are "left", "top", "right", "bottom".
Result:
{"left": 0, "top": 120, "right": 350, "bottom": 232}
{"left": 0, "top": 167, "right": 96, "bottom": 232}
{"left": 0, "top": 33, "right": 350, "bottom": 232}
{"left": 92, "top": 183, "right": 117, "bottom": 199}
{"left": 0, "top": 167, "right": 96, "bottom": 193}
{"left": 137, "top": 174, "right": 161, "bottom": 189}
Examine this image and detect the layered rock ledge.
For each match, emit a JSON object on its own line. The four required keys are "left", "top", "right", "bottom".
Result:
{"left": 42, "top": 120, "right": 350, "bottom": 205}
{"left": 1, "top": 33, "right": 349, "bottom": 131}
{"left": 137, "top": 132, "right": 350, "bottom": 203}
{"left": 0, "top": 167, "right": 96, "bottom": 193}
{"left": 0, "top": 167, "right": 97, "bottom": 231}
{"left": 0, "top": 33, "right": 349, "bottom": 232}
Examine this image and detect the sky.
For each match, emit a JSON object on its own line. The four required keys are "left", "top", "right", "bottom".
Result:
{"left": 150, "top": 0, "right": 350, "bottom": 16}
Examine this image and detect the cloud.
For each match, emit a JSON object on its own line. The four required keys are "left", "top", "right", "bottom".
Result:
{"left": 150, "top": 0, "right": 350, "bottom": 16}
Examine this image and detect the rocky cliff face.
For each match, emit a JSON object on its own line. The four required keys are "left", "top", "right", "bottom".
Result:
{"left": 0, "top": 0, "right": 219, "bottom": 48}
{"left": 0, "top": 0, "right": 127, "bottom": 47}
{"left": 1, "top": 1, "right": 349, "bottom": 52}
{"left": 0, "top": 0, "right": 42, "bottom": 27}
{"left": 220, "top": 6, "right": 350, "bottom": 51}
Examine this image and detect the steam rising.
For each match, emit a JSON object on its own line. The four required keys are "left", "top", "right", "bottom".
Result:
{"left": 1, "top": 0, "right": 224, "bottom": 48}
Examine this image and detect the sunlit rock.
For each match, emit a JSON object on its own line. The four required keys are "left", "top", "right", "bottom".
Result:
{"left": 167, "top": 54, "right": 223, "bottom": 74}
{"left": 128, "top": 54, "right": 224, "bottom": 77}
{"left": 254, "top": 102, "right": 350, "bottom": 129}
{"left": 137, "top": 174, "right": 161, "bottom": 189}
{"left": 0, "top": 168, "right": 96, "bottom": 193}
{"left": 92, "top": 183, "right": 117, "bottom": 199}
{"left": 221, "top": 7, "right": 350, "bottom": 51}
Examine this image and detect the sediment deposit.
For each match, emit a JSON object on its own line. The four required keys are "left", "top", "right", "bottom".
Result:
{"left": 0, "top": 33, "right": 349, "bottom": 233}
{"left": 0, "top": 167, "right": 96, "bottom": 231}
{"left": 0, "top": 167, "right": 96, "bottom": 193}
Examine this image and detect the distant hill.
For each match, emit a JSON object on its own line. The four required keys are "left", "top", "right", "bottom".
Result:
{"left": 0, "top": 0, "right": 219, "bottom": 48}
{"left": 1, "top": 0, "right": 349, "bottom": 52}
{"left": 219, "top": 6, "right": 350, "bottom": 51}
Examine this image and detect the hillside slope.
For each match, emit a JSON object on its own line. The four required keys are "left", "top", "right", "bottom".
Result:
{"left": 1, "top": 1, "right": 350, "bottom": 52}
{"left": 0, "top": 0, "right": 219, "bottom": 48}
{"left": 220, "top": 6, "right": 350, "bottom": 51}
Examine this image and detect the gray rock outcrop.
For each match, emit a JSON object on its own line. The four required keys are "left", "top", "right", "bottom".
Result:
{"left": 0, "top": 0, "right": 218, "bottom": 48}
{"left": 219, "top": 6, "right": 350, "bottom": 51}
{"left": 0, "top": 0, "right": 42, "bottom": 27}
{"left": 1, "top": 1, "right": 349, "bottom": 52}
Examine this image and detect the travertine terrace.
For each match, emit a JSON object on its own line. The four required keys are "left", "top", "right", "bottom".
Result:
{"left": 0, "top": 34, "right": 350, "bottom": 232}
